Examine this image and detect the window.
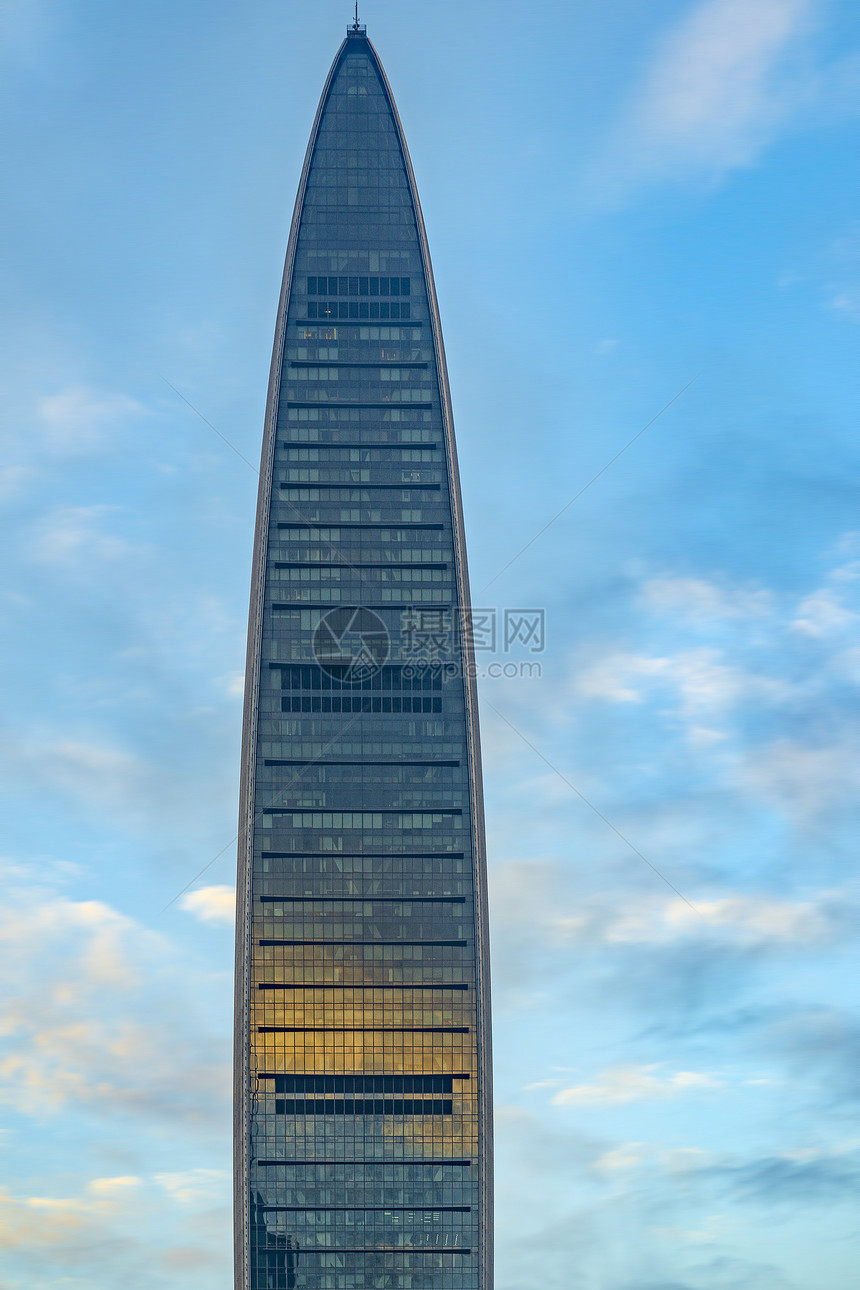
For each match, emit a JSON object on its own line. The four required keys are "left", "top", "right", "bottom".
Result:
{"left": 307, "top": 275, "right": 410, "bottom": 297}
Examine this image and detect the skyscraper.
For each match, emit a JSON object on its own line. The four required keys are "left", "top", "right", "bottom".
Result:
{"left": 235, "top": 22, "right": 492, "bottom": 1290}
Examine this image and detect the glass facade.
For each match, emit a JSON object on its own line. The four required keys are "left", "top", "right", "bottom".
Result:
{"left": 235, "top": 26, "right": 492, "bottom": 1290}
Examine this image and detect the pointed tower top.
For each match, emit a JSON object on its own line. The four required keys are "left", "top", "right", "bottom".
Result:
{"left": 348, "top": 1, "right": 366, "bottom": 36}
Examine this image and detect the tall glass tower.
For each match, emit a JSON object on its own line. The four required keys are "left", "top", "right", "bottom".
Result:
{"left": 235, "top": 23, "right": 492, "bottom": 1290}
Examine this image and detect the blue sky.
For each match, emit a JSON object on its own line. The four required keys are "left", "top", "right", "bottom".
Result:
{"left": 1, "top": 1, "right": 858, "bottom": 1286}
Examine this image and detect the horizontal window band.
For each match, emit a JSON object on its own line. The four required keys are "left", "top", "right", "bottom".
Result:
{"left": 280, "top": 697, "right": 443, "bottom": 713}
{"left": 305, "top": 276, "right": 411, "bottom": 297}
{"left": 263, "top": 808, "right": 462, "bottom": 817}
{"left": 271, "top": 603, "right": 454, "bottom": 611}
{"left": 259, "top": 856, "right": 466, "bottom": 866}
{"left": 271, "top": 664, "right": 446, "bottom": 683}
{"left": 273, "top": 563, "right": 449, "bottom": 570}
{"left": 259, "top": 940, "right": 467, "bottom": 948}
{"left": 247, "top": 1246, "right": 473, "bottom": 1256}
{"left": 276, "top": 522, "right": 444, "bottom": 530}
{"left": 253, "top": 1159, "right": 472, "bottom": 1167}
{"left": 256, "top": 983, "right": 470, "bottom": 990}
{"left": 293, "top": 321, "right": 423, "bottom": 329}
{"left": 274, "top": 1098, "right": 454, "bottom": 1115}
{"left": 259, "top": 1206, "right": 470, "bottom": 1213}
{"left": 262, "top": 760, "right": 460, "bottom": 767}
{"left": 259, "top": 853, "right": 465, "bottom": 860}
{"left": 259, "top": 896, "right": 466, "bottom": 904}
{"left": 305, "top": 308, "right": 413, "bottom": 323}
{"left": 258, "top": 1073, "right": 468, "bottom": 1084}
{"left": 285, "top": 402, "right": 433, "bottom": 410}
{"left": 279, "top": 482, "right": 440, "bottom": 491}
{"left": 290, "top": 362, "right": 429, "bottom": 370}
{"left": 258, "top": 1026, "right": 470, "bottom": 1034}
{"left": 258, "top": 1073, "right": 469, "bottom": 1085}
{"left": 305, "top": 303, "right": 413, "bottom": 321}
{"left": 280, "top": 443, "right": 440, "bottom": 451}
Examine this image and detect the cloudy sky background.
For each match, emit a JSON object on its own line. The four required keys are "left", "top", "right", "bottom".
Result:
{"left": 1, "top": 0, "right": 859, "bottom": 1286}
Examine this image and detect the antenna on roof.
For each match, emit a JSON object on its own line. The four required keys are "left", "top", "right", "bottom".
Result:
{"left": 353, "top": 1, "right": 360, "bottom": 30}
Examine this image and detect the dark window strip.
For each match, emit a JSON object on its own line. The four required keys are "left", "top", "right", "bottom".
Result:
{"left": 247, "top": 1246, "right": 472, "bottom": 1255}
{"left": 262, "top": 759, "right": 460, "bottom": 767}
{"left": 259, "top": 1073, "right": 468, "bottom": 1086}
{"left": 305, "top": 276, "right": 411, "bottom": 297}
{"left": 306, "top": 302, "right": 413, "bottom": 321}
{"left": 280, "top": 443, "right": 440, "bottom": 451}
{"left": 271, "top": 605, "right": 454, "bottom": 612}
{"left": 285, "top": 401, "right": 432, "bottom": 410}
{"left": 276, "top": 522, "right": 444, "bottom": 530}
{"left": 264, "top": 808, "right": 462, "bottom": 817}
{"left": 290, "top": 362, "right": 428, "bottom": 370}
{"left": 294, "top": 320, "right": 423, "bottom": 329}
{"left": 254, "top": 1159, "right": 472, "bottom": 1167}
{"left": 273, "top": 563, "right": 449, "bottom": 570}
{"left": 259, "top": 1026, "right": 470, "bottom": 1034}
{"left": 281, "top": 696, "right": 443, "bottom": 713}
{"left": 260, "top": 1206, "right": 469, "bottom": 1213}
{"left": 259, "top": 896, "right": 466, "bottom": 905}
{"left": 257, "top": 983, "right": 469, "bottom": 991}
{"left": 274, "top": 1099, "right": 454, "bottom": 1115}
{"left": 258, "top": 1072, "right": 469, "bottom": 1083}
{"left": 260, "top": 852, "right": 465, "bottom": 859}
{"left": 272, "top": 664, "right": 445, "bottom": 685}
{"left": 278, "top": 482, "right": 440, "bottom": 491}
{"left": 259, "top": 944, "right": 466, "bottom": 954}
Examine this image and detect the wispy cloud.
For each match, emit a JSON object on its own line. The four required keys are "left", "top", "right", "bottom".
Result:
{"left": 179, "top": 885, "right": 236, "bottom": 926}
{"left": 154, "top": 1169, "right": 230, "bottom": 1205}
{"left": 28, "top": 504, "right": 134, "bottom": 566}
{"left": 36, "top": 386, "right": 143, "bottom": 457}
{"left": 491, "top": 859, "right": 849, "bottom": 953}
{"left": 553, "top": 1065, "right": 723, "bottom": 1106}
{"left": 0, "top": 867, "right": 230, "bottom": 1125}
{"left": 593, "top": 0, "right": 825, "bottom": 197}
{"left": 0, "top": 1171, "right": 230, "bottom": 1284}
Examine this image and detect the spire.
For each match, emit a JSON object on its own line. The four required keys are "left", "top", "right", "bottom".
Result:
{"left": 348, "top": 0, "right": 365, "bottom": 35}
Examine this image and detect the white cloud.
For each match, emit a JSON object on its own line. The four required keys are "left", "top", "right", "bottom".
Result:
{"left": 596, "top": 0, "right": 822, "bottom": 194}
{"left": 0, "top": 867, "right": 231, "bottom": 1125}
{"left": 734, "top": 737, "right": 860, "bottom": 821}
{"left": 606, "top": 892, "right": 841, "bottom": 944}
{"left": 28, "top": 504, "right": 131, "bottom": 565}
{"left": 154, "top": 1169, "right": 230, "bottom": 1205}
{"left": 36, "top": 386, "right": 142, "bottom": 456}
{"left": 553, "top": 1065, "right": 722, "bottom": 1107}
{"left": 180, "top": 885, "right": 236, "bottom": 926}
{"left": 792, "top": 588, "right": 858, "bottom": 636}
{"left": 490, "top": 860, "right": 849, "bottom": 956}
{"left": 641, "top": 576, "right": 774, "bottom": 622}
{"left": 0, "top": 730, "right": 176, "bottom": 826}
{"left": 0, "top": 1172, "right": 231, "bottom": 1281}
{"left": 575, "top": 646, "right": 783, "bottom": 718}
{"left": 593, "top": 1142, "right": 708, "bottom": 1173}
{"left": 0, "top": 464, "right": 34, "bottom": 500}
{"left": 593, "top": 1142, "right": 648, "bottom": 1171}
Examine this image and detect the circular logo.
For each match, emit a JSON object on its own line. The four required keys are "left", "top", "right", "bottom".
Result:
{"left": 312, "top": 605, "right": 390, "bottom": 683}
